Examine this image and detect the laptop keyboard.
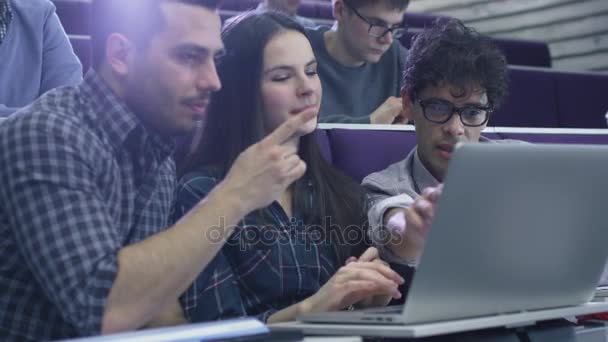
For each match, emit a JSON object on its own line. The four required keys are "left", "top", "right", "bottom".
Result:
{"left": 362, "top": 305, "right": 404, "bottom": 315}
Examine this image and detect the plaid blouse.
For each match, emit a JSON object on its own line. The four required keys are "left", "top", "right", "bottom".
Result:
{"left": 0, "top": 70, "right": 176, "bottom": 341}
{"left": 174, "top": 168, "right": 370, "bottom": 323}
{"left": 0, "top": 0, "right": 11, "bottom": 44}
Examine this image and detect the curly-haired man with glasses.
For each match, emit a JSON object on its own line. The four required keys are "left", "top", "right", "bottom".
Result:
{"left": 363, "top": 19, "right": 513, "bottom": 273}
{"left": 307, "top": 0, "right": 409, "bottom": 124}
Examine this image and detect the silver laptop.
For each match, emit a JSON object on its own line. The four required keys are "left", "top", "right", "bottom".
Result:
{"left": 293, "top": 143, "right": 608, "bottom": 335}
{"left": 594, "top": 264, "right": 608, "bottom": 298}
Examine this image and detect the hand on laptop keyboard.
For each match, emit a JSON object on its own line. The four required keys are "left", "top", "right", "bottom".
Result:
{"left": 345, "top": 247, "right": 401, "bottom": 308}
{"left": 300, "top": 247, "right": 404, "bottom": 314}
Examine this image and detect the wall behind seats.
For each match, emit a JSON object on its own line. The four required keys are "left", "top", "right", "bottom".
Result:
{"left": 408, "top": 0, "right": 608, "bottom": 73}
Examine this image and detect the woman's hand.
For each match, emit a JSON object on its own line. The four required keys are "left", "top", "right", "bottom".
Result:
{"left": 346, "top": 247, "right": 401, "bottom": 308}
{"left": 299, "top": 248, "right": 404, "bottom": 314}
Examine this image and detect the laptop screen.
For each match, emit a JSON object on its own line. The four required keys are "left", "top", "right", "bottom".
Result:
{"left": 598, "top": 261, "right": 608, "bottom": 287}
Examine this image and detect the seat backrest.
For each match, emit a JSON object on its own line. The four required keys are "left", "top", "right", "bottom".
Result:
{"left": 69, "top": 35, "right": 91, "bottom": 73}
{"left": 325, "top": 128, "right": 417, "bottom": 182}
{"left": 404, "top": 12, "right": 450, "bottom": 29}
{"left": 323, "top": 127, "right": 608, "bottom": 183}
{"left": 220, "top": 0, "right": 259, "bottom": 11}
{"left": 398, "top": 30, "right": 417, "bottom": 48}
{"left": 400, "top": 32, "right": 551, "bottom": 69}
{"left": 554, "top": 70, "right": 608, "bottom": 128}
{"left": 498, "top": 131, "right": 608, "bottom": 144}
{"left": 219, "top": 1, "right": 332, "bottom": 25}
{"left": 298, "top": 2, "right": 332, "bottom": 19}
{"left": 52, "top": 0, "right": 91, "bottom": 35}
{"left": 491, "top": 66, "right": 559, "bottom": 128}
{"left": 493, "top": 37, "right": 551, "bottom": 68}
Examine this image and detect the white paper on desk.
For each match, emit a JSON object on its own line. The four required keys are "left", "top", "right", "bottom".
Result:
{"left": 303, "top": 337, "right": 362, "bottom": 342}
{"left": 61, "top": 318, "right": 268, "bottom": 342}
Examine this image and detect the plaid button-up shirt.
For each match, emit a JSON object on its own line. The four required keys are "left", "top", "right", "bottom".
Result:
{"left": 0, "top": 70, "right": 176, "bottom": 341}
{"left": 174, "top": 169, "right": 369, "bottom": 323}
{"left": 0, "top": 0, "right": 12, "bottom": 45}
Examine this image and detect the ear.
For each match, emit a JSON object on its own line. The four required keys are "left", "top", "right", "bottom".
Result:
{"left": 401, "top": 87, "right": 415, "bottom": 122}
{"left": 105, "top": 33, "right": 135, "bottom": 77}
{"left": 333, "top": 0, "right": 345, "bottom": 21}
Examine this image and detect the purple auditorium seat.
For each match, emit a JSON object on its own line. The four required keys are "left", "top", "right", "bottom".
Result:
{"left": 398, "top": 29, "right": 418, "bottom": 48}
{"left": 399, "top": 31, "right": 550, "bottom": 68}
{"left": 316, "top": 129, "right": 332, "bottom": 163}
{"left": 492, "top": 37, "right": 551, "bottom": 68}
{"left": 297, "top": 2, "right": 317, "bottom": 18}
{"left": 298, "top": 2, "right": 333, "bottom": 19}
{"left": 220, "top": 0, "right": 259, "bottom": 11}
{"left": 69, "top": 35, "right": 91, "bottom": 73}
{"left": 220, "top": 1, "right": 330, "bottom": 24}
{"left": 490, "top": 66, "right": 559, "bottom": 128}
{"left": 403, "top": 12, "right": 449, "bottom": 29}
{"left": 326, "top": 129, "right": 417, "bottom": 182}
{"left": 555, "top": 70, "right": 608, "bottom": 128}
{"left": 498, "top": 132, "right": 608, "bottom": 145}
{"left": 313, "top": 2, "right": 333, "bottom": 20}
{"left": 52, "top": 0, "right": 91, "bottom": 35}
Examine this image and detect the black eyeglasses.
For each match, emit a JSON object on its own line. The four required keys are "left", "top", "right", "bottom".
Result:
{"left": 343, "top": 0, "right": 406, "bottom": 39}
{"left": 417, "top": 98, "right": 492, "bottom": 127}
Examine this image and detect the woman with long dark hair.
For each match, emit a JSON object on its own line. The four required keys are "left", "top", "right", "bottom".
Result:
{"left": 174, "top": 11, "right": 404, "bottom": 323}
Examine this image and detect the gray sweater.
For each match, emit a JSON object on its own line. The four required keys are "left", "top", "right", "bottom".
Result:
{"left": 0, "top": 0, "right": 82, "bottom": 117}
{"left": 307, "top": 26, "right": 407, "bottom": 123}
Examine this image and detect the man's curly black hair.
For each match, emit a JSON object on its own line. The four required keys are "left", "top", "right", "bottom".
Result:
{"left": 402, "top": 19, "right": 508, "bottom": 109}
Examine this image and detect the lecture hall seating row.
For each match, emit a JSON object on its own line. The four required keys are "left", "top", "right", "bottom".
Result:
{"left": 51, "top": 0, "right": 608, "bottom": 129}
{"left": 315, "top": 125, "right": 608, "bottom": 182}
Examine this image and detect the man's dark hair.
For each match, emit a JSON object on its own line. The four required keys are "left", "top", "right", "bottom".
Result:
{"left": 90, "top": 0, "right": 222, "bottom": 69}
{"left": 402, "top": 19, "right": 508, "bottom": 109}
{"left": 345, "top": 0, "right": 409, "bottom": 11}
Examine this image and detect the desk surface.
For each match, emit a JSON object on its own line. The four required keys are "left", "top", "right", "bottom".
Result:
{"left": 273, "top": 302, "right": 608, "bottom": 339}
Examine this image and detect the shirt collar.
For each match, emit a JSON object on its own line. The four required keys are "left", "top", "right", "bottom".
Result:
{"left": 412, "top": 148, "right": 440, "bottom": 192}
{"left": 0, "top": 1, "right": 11, "bottom": 19}
{"left": 0, "top": 1, "right": 13, "bottom": 39}
{"left": 0, "top": 1, "right": 11, "bottom": 17}
{"left": 80, "top": 70, "right": 174, "bottom": 158}
{"left": 256, "top": 2, "right": 267, "bottom": 10}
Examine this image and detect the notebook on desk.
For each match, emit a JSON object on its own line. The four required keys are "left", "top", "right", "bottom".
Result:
{"left": 284, "top": 143, "right": 608, "bottom": 338}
